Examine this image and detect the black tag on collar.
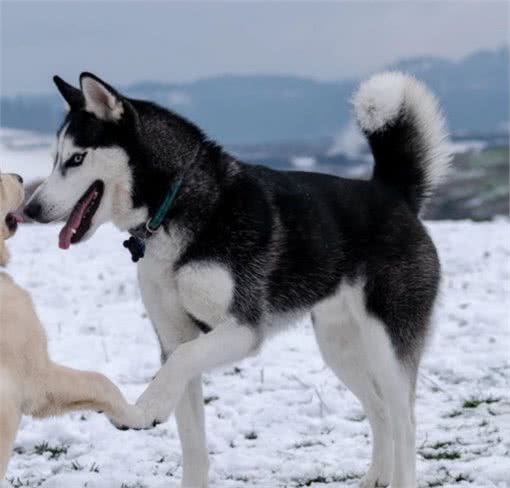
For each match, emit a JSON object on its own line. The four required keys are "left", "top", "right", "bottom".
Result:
{"left": 123, "top": 223, "right": 153, "bottom": 262}
{"left": 123, "top": 236, "right": 146, "bottom": 262}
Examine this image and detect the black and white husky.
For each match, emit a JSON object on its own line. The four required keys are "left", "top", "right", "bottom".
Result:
{"left": 25, "top": 71, "right": 450, "bottom": 488}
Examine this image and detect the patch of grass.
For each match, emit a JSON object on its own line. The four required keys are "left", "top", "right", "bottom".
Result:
{"left": 225, "top": 474, "right": 250, "bottom": 483}
{"left": 462, "top": 396, "right": 500, "bottom": 409}
{"left": 430, "top": 441, "right": 454, "bottom": 450}
{"left": 70, "top": 461, "right": 100, "bottom": 473}
{"left": 421, "top": 450, "right": 462, "bottom": 460}
{"left": 293, "top": 440, "right": 326, "bottom": 449}
{"left": 293, "top": 473, "right": 360, "bottom": 486}
{"left": 204, "top": 395, "right": 219, "bottom": 405}
{"left": 445, "top": 409, "right": 463, "bottom": 418}
{"left": 347, "top": 413, "right": 366, "bottom": 422}
{"left": 426, "top": 470, "right": 472, "bottom": 486}
{"left": 7, "top": 477, "right": 46, "bottom": 488}
{"left": 224, "top": 366, "right": 243, "bottom": 376}
{"left": 121, "top": 483, "right": 148, "bottom": 488}
{"left": 33, "top": 441, "right": 68, "bottom": 460}
{"left": 453, "top": 473, "right": 471, "bottom": 483}
{"left": 244, "top": 431, "right": 258, "bottom": 440}
{"left": 6, "top": 479, "right": 29, "bottom": 488}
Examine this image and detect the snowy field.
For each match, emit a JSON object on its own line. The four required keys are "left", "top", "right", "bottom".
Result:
{"left": 2, "top": 219, "right": 509, "bottom": 488}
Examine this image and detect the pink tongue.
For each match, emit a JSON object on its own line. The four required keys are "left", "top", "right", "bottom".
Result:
{"left": 58, "top": 188, "right": 97, "bottom": 250}
{"left": 14, "top": 215, "right": 24, "bottom": 223}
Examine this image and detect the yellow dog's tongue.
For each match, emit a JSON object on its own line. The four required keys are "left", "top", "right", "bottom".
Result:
{"left": 58, "top": 187, "right": 96, "bottom": 250}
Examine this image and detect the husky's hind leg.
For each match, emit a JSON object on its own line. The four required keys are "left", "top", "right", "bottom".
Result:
{"left": 359, "top": 318, "right": 418, "bottom": 488}
{"left": 313, "top": 293, "right": 393, "bottom": 488}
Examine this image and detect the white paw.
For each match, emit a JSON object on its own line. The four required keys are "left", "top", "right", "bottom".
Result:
{"left": 359, "top": 469, "right": 391, "bottom": 488}
{"left": 134, "top": 395, "right": 177, "bottom": 428}
{"left": 109, "top": 403, "right": 153, "bottom": 431}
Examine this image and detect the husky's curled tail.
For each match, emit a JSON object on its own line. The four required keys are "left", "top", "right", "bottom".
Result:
{"left": 353, "top": 72, "right": 451, "bottom": 214}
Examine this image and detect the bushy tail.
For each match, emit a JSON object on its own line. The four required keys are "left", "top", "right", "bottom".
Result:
{"left": 353, "top": 72, "right": 451, "bottom": 214}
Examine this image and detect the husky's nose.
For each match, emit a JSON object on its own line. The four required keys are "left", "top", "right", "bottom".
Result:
{"left": 24, "top": 201, "right": 42, "bottom": 221}
{"left": 12, "top": 173, "right": 23, "bottom": 184}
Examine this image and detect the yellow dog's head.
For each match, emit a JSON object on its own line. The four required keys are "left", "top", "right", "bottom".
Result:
{"left": 0, "top": 171, "right": 25, "bottom": 266}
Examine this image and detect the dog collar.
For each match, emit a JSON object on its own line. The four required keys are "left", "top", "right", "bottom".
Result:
{"left": 124, "top": 178, "right": 183, "bottom": 262}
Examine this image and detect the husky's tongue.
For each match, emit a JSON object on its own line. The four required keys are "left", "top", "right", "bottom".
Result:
{"left": 58, "top": 187, "right": 97, "bottom": 250}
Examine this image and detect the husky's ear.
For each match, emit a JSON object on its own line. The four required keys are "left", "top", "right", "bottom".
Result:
{"left": 80, "top": 72, "right": 124, "bottom": 121}
{"left": 53, "top": 76, "right": 84, "bottom": 111}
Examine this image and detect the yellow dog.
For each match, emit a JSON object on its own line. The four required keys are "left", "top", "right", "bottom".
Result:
{"left": 0, "top": 170, "right": 140, "bottom": 481}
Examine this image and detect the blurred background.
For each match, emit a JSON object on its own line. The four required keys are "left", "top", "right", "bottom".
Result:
{"left": 1, "top": 1, "right": 508, "bottom": 220}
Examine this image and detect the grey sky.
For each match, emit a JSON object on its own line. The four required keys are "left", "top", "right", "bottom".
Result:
{"left": 1, "top": 1, "right": 508, "bottom": 96}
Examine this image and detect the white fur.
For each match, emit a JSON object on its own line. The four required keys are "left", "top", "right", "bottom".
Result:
{"left": 177, "top": 263, "right": 234, "bottom": 326}
{"left": 116, "top": 316, "right": 258, "bottom": 432}
{"left": 353, "top": 71, "right": 451, "bottom": 192}
{"left": 115, "top": 254, "right": 258, "bottom": 488}
{"left": 55, "top": 122, "right": 70, "bottom": 165}
{"left": 27, "top": 134, "right": 137, "bottom": 240}
{"left": 81, "top": 76, "right": 124, "bottom": 121}
{"left": 313, "top": 281, "right": 416, "bottom": 487}
{"left": 137, "top": 253, "right": 210, "bottom": 487}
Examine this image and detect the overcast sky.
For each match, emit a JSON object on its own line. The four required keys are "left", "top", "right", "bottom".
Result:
{"left": 1, "top": 1, "right": 508, "bottom": 96}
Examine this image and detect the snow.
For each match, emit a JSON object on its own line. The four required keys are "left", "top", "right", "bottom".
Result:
{"left": 448, "top": 140, "right": 487, "bottom": 155}
{"left": 326, "top": 120, "right": 366, "bottom": 159}
{"left": 0, "top": 129, "right": 52, "bottom": 181}
{"left": 290, "top": 156, "right": 317, "bottom": 169}
{"left": 3, "top": 219, "right": 509, "bottom": 488}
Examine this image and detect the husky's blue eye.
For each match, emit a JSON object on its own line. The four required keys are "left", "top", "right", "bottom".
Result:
{"left": 66, "top": 152, "right": 87, "bottom": 168}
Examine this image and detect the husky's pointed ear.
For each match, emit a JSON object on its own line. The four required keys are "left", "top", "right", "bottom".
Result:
{"left": 53, "top": 76, "right": 84, "bottom": 111}
{"left": 80, "top": 72, "right": 124, "bottom": 121}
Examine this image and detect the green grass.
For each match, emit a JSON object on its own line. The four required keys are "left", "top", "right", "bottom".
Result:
{"left": 421, "top": 450, "right": 462, "bottom": 461}
{"left": 445, "top": 409, "right": 463, "bottom": 418}
{"left": 293, "top": 473, "right": 361, "bottom": 486}
{"left": 462, "top": 396, "right": 500, "bottom": 409}
{"left": 466, "top": 146, "right": 510, "bottom": 168}
{"left": 204, "top": 395, "right": 219, "bottom": 405}
{"left": 33, "top": 442, "right": 68, "bottom": 460}
{"left": 429, "top": 441, "right": 454, "bottom": 450}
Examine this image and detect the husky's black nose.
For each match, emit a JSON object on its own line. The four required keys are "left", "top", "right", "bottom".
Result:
{"left": 24, "top": 201, "right": 42, "bottom": 221}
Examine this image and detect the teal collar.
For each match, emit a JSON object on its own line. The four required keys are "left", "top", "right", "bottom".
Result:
{"left": 146, "top": 178, "right": 183, "bottom": 232}
{"left": 124, "top": 177, "right": 183, "bottom": 262}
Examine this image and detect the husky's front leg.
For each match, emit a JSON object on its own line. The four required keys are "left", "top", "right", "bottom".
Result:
{"left": 175, "top": 377, "right": 208, "bottom": 488}
{"left": 121, "top": 320, "right": 257, "bottom": 429}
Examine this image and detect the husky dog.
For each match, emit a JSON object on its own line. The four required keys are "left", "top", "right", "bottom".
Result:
{"left": 25, "top": 71, "right": 450, "bottom": 488}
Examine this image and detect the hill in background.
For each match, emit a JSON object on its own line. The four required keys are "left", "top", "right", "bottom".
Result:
{"left": 1, "top": 47, "right": 508, "bottom": 145}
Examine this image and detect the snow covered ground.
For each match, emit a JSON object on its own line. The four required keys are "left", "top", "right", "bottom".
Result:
{"left": 0, "top": 129, "right": 53, "bottom": 181}
{"left": 2, "top": 219, "right": 509, "bottom": 488}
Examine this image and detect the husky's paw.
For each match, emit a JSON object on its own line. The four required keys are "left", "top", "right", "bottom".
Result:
{"left": 359, "top": 469, "right": 391, "bottom": 488}
{"left": 125, "top": 388, "right": 180, "bottom": 429}
{"left": 108, "top": 404, "right": 151, "bottom": 431}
